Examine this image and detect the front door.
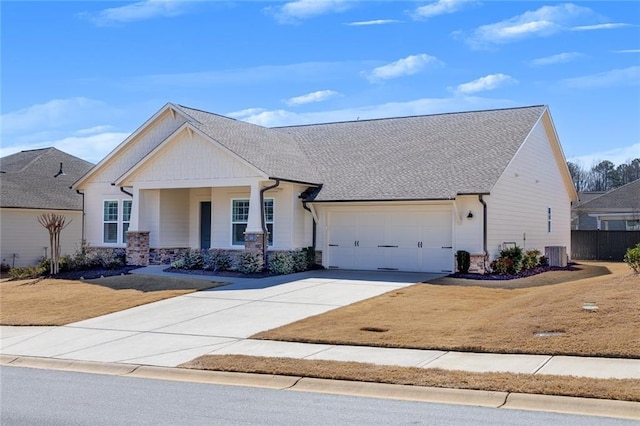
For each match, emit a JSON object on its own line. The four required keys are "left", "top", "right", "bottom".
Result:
{"left": 200, "top": 201, "right": 211, "bottom": 249}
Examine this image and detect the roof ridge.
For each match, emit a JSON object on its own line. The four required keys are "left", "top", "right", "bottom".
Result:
{"left": 273, "top": 104, "right": 547, "bottom": 129}
{"left": 176, "top": 104, "right": 240, "bottom": 123}
{"left": 577, "top": 179, "right": 640, "bottom": 208}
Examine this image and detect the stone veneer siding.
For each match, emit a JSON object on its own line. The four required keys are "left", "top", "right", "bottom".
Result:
{"left": 126, "top": 231, "right": 150, "bottom": 266}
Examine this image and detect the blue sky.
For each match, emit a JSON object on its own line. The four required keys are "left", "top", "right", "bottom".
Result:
{"left": 2, "top": 0, "right": 639, "bottom": 167}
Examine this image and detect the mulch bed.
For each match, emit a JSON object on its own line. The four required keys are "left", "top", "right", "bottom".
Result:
{"left": 448, "top": 264, "right": 579, "bottom": 281}
{"left": 48, "top": 266, "right": 141, "bottom": 280}
{"left": 163, "top": 267, "right": 277, "bottom": 279}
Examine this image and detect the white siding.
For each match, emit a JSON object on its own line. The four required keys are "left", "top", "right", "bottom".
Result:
{"left": 0, "top": 208, "right": 83, "bottom": 267}
{"left": 158, "top": 189, "right": 189, "bottom": 247}
{"left": 88, "top": 110, "right": 187, "bottom": 184}
{"left": 140, "top": 189, "right": 160, "bottom": 247}
{"left": 82, "top": 183, "right": 131, "bottom": 247}
{"left": 487, "top": 118, "right": 573, "bottom": 260}
{"left": 125, "top": 132, "right": 261, "bottom": 185}
{"left": 453, "top": 195, "right": 484, "bottom": 255}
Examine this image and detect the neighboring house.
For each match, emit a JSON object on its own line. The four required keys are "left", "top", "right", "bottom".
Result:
{"left": 0, "top": 148, "right": 94, "bottom": 268}
{"left": 572, "top": 180, "right": 640, "bottom": 231}
{"left": 73, "top": 103, "right": 577, "bottom": 273}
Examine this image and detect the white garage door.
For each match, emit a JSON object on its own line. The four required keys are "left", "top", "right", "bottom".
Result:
{"left": 327, "top": 209, "right": 453, "bottom": 273}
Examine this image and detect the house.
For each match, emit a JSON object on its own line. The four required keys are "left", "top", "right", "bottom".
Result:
{"left": 0, "top": 148, "right": 93, "bottom": 268}
{"left": 72, "top": 103, "right": 577, "bottom": 273}
{"left": 572, "top": 180, "right": 640, "bottom": 231}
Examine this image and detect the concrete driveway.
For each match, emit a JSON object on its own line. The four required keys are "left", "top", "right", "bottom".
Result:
{"left": 1, "top": 269, "right": 439, "bottom": 367}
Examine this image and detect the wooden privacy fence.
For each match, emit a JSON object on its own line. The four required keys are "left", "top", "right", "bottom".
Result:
{"left": 571, "top": 230, "right": 640, "bottom": 261}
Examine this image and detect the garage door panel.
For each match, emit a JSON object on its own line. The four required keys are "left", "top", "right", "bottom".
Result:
{"left": 327, "top": 209, "right": 453, "bottom": 272}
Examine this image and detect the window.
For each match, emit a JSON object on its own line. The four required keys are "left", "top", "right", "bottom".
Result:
{"left": 231, "top": 199, "right": 274, "bottom": 245}
{"left": 103, "top": 201, "right": 119, "bottom": 243}
{"left": 547, "top": 207, "right": 552, "bottom": 233}
{"left": 122, "top": 200, "right": 132, "bottom": 243}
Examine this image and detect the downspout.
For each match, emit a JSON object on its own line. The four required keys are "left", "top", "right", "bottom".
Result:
{"left": 75, "top": 189, "right": 85, "bottom": 243}
{"left": 479, "top": 194, "right": 488, "bottom": 272}
{"left": 260, "top": 179, "right": 281, "bottom": 267}
{"left": 119, "top": 187, "right": 133, "bottom": 197}
{"left": 301, "top": 201, "right": 317, "bottom": 249}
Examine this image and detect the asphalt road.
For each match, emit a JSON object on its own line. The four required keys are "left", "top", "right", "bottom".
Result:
{"left": 0, "top": 366, "right": 635, "bottom": 425}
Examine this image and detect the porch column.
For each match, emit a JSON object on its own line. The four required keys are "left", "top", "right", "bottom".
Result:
{"left": 129, "top": 186, "right": 140, "bottom": 231}
{"left": 244, "top": 181, "right": 268, "bottom": 252}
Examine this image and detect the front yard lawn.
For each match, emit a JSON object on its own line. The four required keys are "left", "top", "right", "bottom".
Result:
{"left": 0, "top": 274, "right": 225, "bottom": 326}
{"left": 252, "top": 262, "right": 640, "bottom": 358}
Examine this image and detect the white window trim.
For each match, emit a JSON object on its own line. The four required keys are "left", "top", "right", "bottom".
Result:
{"left": 230, "top": 198, "right": 274, "bottom": 247}
{"left": 122, "top": 199, "right": 132, "bottom": 244}
{"left": 103, "top": 200, "right": 119, "bottom": 245}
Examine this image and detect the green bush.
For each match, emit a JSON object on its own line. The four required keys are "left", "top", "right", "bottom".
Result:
{"left": 182, "top": 249, "right": 203, "bottom": 270}
{"left": 203, "top": 250, "right": 232, "bottom": 272}
{"left": 522, "top": 249, "right": 541, "bottom": 270}
{"left": 291, "top": 248, "right": 313, "bottom": 272}
{"left": 456, "top": 250, "right": 471, "bottom": 274}
{"left": 499, "top": 246, "right": 523, "bottom": 274}
{"left": 238, "top": 252, "right": 263, "bottom": 274}
{"left": 171, "top": 259, "right": 185, "bottom": 269}
{"left": 1, "top": 262, "right": 12, "bottom": 273}
{"left": 268, "top": 251, "right": 295, "bottom": 275}
{"left": 490, "top": 257, "right": 513, "bottom": 275}
{"left": 624, "top": 243, "right": 640, "bottom": 274}
{"left": 8, "top": 265, "right": 46, "bottom": 280}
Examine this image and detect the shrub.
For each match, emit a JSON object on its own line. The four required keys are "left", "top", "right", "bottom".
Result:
{"left": 8, "top": 265, "right": 46, "bottom": 280}
{"left": 490, "top": 257, "right": 513, "bottom": 275}
{"left": 203, "top": 250, "right": 232, "bottom": 272}
{"left": 291, "top": 248, "right": 312, "bottom": 272}
{"left": 499, "top": 246, "right": 523, "bottom": 274}
{"left": 268, "top": 251, "right": 295, "bottom": 275}
{"left": 522, "top": 249, "right": 541, "bottom": 270}
{"left": 1, "top": 262, "right": 11, "bottom": 273}
{"left": 237, "top": 251, "right": 263, "bottom": 274}
{"left": 456, "top": 250, "right": 471, "bottom": 274}
{"left": 624, "top": 243, "right": 640, "bottom": 274}
{"left": 539, "top": 255, "right": 549, "bottom": 267}
{"left": 182, "top": 249, "right": 204, "bottom": 270}
{"left": 171, "top": 259, "right": 185, "bottom": 269}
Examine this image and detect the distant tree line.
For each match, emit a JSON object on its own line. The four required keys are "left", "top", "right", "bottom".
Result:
{"left": 567, "top": 158, "right": 640, "bottom": 193}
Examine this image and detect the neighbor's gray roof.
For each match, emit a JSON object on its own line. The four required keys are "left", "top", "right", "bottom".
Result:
{"left": 0, "top": 148, "right": 93, "bottom": 210}
{"left": 575, "top": 179, "right": 640, "bottom": 211}
{"left": 176, "top": 105, "right": 321, "bottom": 184}
{"left": 277, "top": 105, "right": 547, "bottom": 201}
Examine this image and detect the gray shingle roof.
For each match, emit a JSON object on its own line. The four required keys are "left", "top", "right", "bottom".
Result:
{"left": 175, "top": 105, "right": 321, "bottom": 183}
{"left": 575, "top": 179, "right": 640, "bottom": 211}
{"left": 277, "top": 105, "right": 546, "bottom": 201}
{"left": 0, "top": 148, "right": 94, "bottom": 210}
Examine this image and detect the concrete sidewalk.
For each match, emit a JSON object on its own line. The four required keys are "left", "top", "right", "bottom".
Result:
{"left": 1, "top": 266, "right": 639, "bottom": 380}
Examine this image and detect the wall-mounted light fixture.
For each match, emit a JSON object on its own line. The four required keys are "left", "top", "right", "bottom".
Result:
{"left": 467, "top": 211, "right": 473, "bottom": 219}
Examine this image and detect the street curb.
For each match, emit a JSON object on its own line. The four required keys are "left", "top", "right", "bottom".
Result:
{"left": 504, "top": 393, "right": 640, "bottom": 420}
{"left": 130, "top": 366, "right": 300, "bottom": 389}
{"left": 292, "top": 377, "right": 508, "bottom": 407}
{"left": 2, "top": 355, "right": 638, "bottom": 420}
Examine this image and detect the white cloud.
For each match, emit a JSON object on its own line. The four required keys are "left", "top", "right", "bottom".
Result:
{"left": 1, "top": 98, "right": 110, "bottom": 136}
{"left": 228, "top": 96, "right": 514, "bottom": 127}
{"left": 454, "top": 74, "right": 518, "bottom": 95}
{"left": 466, "top": 3, "right": 595, "bottom": 47}
{"left": 285, "top": 90, "right": 341, "bottom": 106}
{"left": 568, "top": 143, "right": 640, "bottom": 167}
{"left": 614, "top": 49, "right": 640, "bottom": 54}
{"left": 87, "top": 0, "right": 192, "bottom": 25}
{"left": 268, "top": 0, "right": 350, "bottom": 24}
{"left": 412, "top": 0, "right": 473, "bottom": 20}
{"left": 346, "top": 19, "right": 400, "bottom": 26}
{"left": 363, "top": 54, "right": 442, "bottom": 83}
{"left": 530, "top": 52, "right": 584, "bottom": 66}
{"left": 571, "top": 23, "right": 632, "bottom": 31}
{"left": 562, "top": 66, "right": 640, "bottom": 89}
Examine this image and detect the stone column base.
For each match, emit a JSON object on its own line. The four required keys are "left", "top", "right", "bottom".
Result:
{"left": 244, "top": 231, "right": 269, "bottom": 252}
{"left": 469, "top": 253, "right": 487, "bottom": 274}
{"left": 126, "top": 231, "right": 150, "bottom": 266}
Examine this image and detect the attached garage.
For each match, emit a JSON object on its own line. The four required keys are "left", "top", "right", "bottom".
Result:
{"left": 325, "top": 207, "right": 454, "bottom": 273}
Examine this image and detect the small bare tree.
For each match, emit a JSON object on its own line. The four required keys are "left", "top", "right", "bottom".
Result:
{"left": 38, "top": 213, "right": 71, "bottom": 275}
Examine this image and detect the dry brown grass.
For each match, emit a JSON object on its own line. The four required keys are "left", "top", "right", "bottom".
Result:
{"left": 253, "top": 262, "right": 640, "bottom": 358}
{"left": 182, "top": 355, "right": 640, "bottom": 402}
{"left": 0, "top": 275, "right": 224, "bottom": 326}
